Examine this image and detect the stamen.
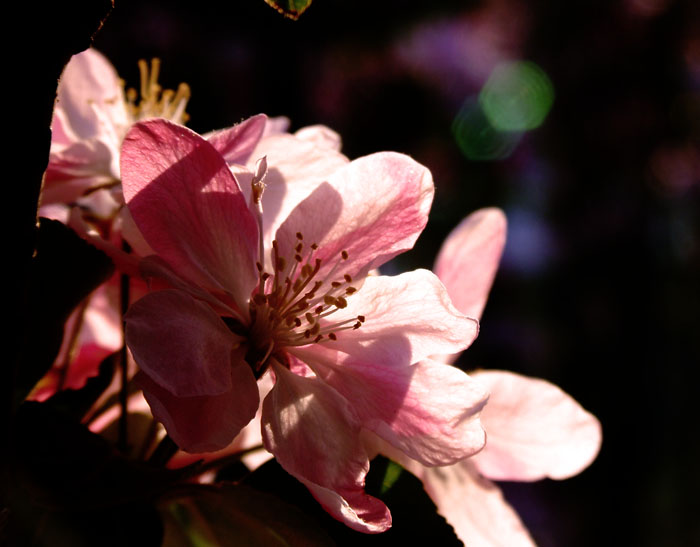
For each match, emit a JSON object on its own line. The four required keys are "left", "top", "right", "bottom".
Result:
{"left": 127, "top": 58, "right": 190, "bottom": 124}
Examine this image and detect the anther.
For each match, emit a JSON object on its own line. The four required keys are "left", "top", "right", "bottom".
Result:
{"left": 328, "top": 333, "right": 337, "bottom": 341}
{"left": 358, "top": 315, "right": 366, "bottom": 323}
{"left": 346, "top": 287, "right": 357, "bottom": 294}
{"left": 296, "top": 232, "right": 303, "bottom": 240}
{"left": 344, "top": 274, "right": 352, "bottom": 283}
{"left": 341, "top": 250, "right": 349, "bottom": 260}
{"left": 335, "top": 296, "right": 348, "bottom": 308}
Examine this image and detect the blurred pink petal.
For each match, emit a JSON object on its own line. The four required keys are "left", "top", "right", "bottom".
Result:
{"left": 471, "top": 370, "right": 602, "bottom": 481}
{"left": 417, "top": 462, "right": 536, "bottom": 547}
{"left": 434, "top": 207, "right": 507, "bottom": 321}
{"left": 376, "top": 207, "right": 601, "bottom": 546}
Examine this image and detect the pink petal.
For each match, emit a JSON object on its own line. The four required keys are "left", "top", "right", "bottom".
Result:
{"left": 204, "top": 114, "right": 267, "bottom": 165}
{"left": 137, "top": 255, "right": 241, "bottom": 318}
{"left": 326, "top": 270, "right": 479, "bottom": 366}
{"left": 367, "top": 435, "right": 535, "bottom": 546}
{"left": 121, "top": 119, "right": 259, "bottom": 310}
{"left": 262, "top": 364, "right": 390, "bottom": 533}
{"left": 418, "top": 461, "right": 536, "bottom": 547}
{"left": 245, "top": 131, "right": 350, "bottom": 247}
{"left": 168, "top": 373, "right": 274, "bottom": 471}
{"left": 54, "top": 48, "right": 128, "bottom": 141}
{"left": 43, "top": 140, "right": 116, "bottom": 204}
{"left": 275, "top": 152, "right": 434, "bottom": 281}
{"left": 299, "top": 350, "right": 488, "bottom": 466}
{"left": 434, "top": 208, "right": 507, "bottom": 320}
{"left": 262, "top": 116, "right": 291, "bottom": 136}
{"left": 125, "top": 289, "right": 241, "bottom": 397}
{"left": 137, "top": 367, "right": 259, "bottom": 453}
{"left": 294, "top": 125, "right": 343, "bottom": 152}
{"left": 471, "top": 370, "right": 602, "bottom": 481}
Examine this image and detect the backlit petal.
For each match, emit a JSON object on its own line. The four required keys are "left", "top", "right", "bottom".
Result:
{"left": 275, "top": 152, "right": 433, "bottom": 281}
{"left": 328, "top": 270, "right": 479, "bottom": 366}
{"left": 434, "top": 208, "right": 507, "bottom": 321}
{"left": 262, "top": 364, "right": 390, "bottom": 532}
{"left": 204, "top": 114, "right": 267, "bottom": 165}
{"left": 54, "top": 48, "right": 128, "bottom": 142}
{"left": 419, "top": 462, "right": 536, "bottom": 547}
{"left": 301, "top": 352, "right": 488, "bottom": 466}
{"left": 245, "top": 131, "right": 350, "bottom": 246}
{"left": 471, "top": 370, "right": 602, "bottom": 481}
{"left": 121, "top": 119, "right": 259, "bottom": 309}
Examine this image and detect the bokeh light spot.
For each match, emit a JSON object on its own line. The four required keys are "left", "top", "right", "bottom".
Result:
{"left": 479, "top": 61, "right": 555, "bottom": 131}
{"left": 452, "top": 97, "right": 522, "bottom": 161}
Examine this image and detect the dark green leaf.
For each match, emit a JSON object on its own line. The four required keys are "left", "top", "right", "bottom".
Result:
{"left": 263, "top": 0, "right": 313, "bottom": 20}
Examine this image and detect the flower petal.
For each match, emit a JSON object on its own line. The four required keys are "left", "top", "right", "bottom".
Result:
{"left": 328, "top": 270, "right": 479, "bottom": 366}
{"left": 471, "top": 370, "right": 602, "bottom": 481}
{"left": 204, "top": 114, "right": 267, "bottom": 165}
{"left": 245, "top": 131, "right": 350, "bottom": 246}
{"left": 262, "top": 364, "right": 390, "bottom": 533}
{"left": 275, "top": 152, "right": 434, "bottom": 281}
{"left": 434, "top": 208, "right": 507, "bottom": 320}
{"left": 54, "top": 48, "right": 128, "bottom": 142}
{"left": 137, "top": 367, "right": 259, "bottom": 454}
{"left": 418, "top": 461, "right": 536, "bottom": 547}
{"left": 125, "top": 289, "right": 240, "bottom": 397}
{"left": 299, "top": 350, "right": 488, "bottom": 466}
{"left": 294, "top": 125, "right": 342, "bottom": 152}
{"left": 121, "top": 119, "right": 259, "bottom": 309}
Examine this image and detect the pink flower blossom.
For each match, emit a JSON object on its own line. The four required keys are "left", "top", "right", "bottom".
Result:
{"left": 34, "top": 48, "right": 270, "bottom": 400}
{"left": 378, "top": 208, "right": 602, "bottom": 546}
{"left": 44, "top": 48, "right": 191, "bottom": 207}
{"left": 120, "top": 117, "right": 489, "bottom": 532}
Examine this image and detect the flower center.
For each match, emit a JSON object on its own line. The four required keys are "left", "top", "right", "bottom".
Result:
{"left": 124, "top": 58, "right": 190, "bottom": 124}
{"left": 242, "top": 158, "right": 365, "bottom": 375}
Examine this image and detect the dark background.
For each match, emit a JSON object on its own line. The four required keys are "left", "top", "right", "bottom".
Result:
{"left": 27, "top": 0, "right": 700, "bottom": 545}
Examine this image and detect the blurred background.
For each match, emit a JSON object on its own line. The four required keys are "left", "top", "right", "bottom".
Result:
{"left": 84, "top": 0, "right": 699, "bottom": 544}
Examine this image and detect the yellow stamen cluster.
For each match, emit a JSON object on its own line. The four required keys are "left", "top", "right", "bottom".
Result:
{"left": 124, "top": 58, "right": 190, "bottom": 124}
{"left": 249, "top": 232, "right": 365, "bottom": 351}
